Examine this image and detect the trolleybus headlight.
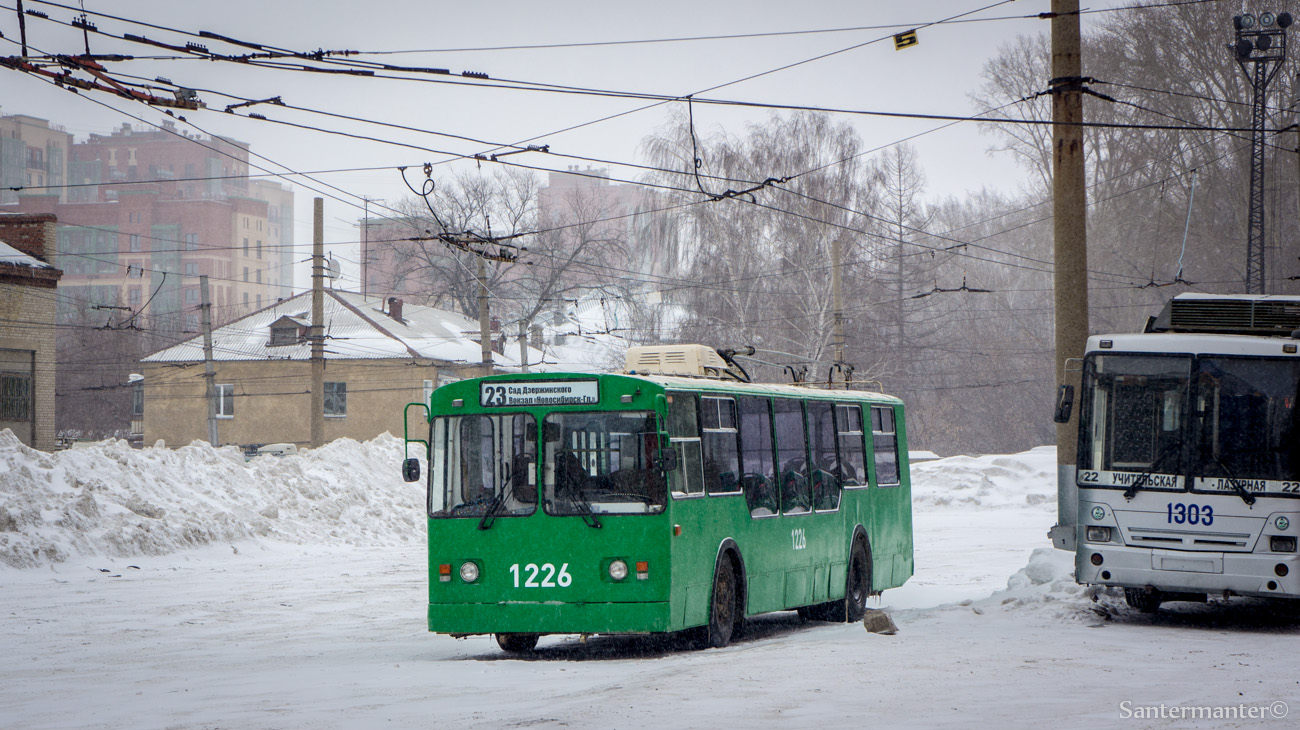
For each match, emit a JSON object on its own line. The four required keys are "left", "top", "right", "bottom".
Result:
{"left": 1086, "top": 526, "right": 1112, "bottom": 543}
{"left": 1276, "top": 563, "right": 1289, "bottom": 578}
{"left": 459, "top": 561, "right": 480, "bottom": 583}
{"left": 1272, "top": 536, "right": 1297, "bottom": 553}
{"left": 609, "top": 559, "right": 629, "bottom": 581}
{"left": 1090, "top": 553, "right": 1104, "bottom": 566}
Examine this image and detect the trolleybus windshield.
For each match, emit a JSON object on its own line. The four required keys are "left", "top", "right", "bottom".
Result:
{"left": 541, "top": 411, "right": 667, "bottom": 516}
{"left": 429, "top": 413, "right": 538, "bottom": 519}
{"left": 1189, "top": 356, "right": 1300, "bottom": 496}
{"left": 1080, "top": 353, "right": 1300, "bottom": 497}
{"left": 1079, "top": 354, "right": 1191, "bottom": 492}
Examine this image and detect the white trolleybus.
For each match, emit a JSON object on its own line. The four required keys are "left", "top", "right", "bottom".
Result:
{"left": 1053, "top": 294, "right": 1300, "bottom": 612}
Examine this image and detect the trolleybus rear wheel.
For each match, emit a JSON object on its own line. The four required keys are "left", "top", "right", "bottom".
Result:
{"left": 844, "top": 540, "right": 870, "bottom": 623}
{"left": 495, "top": 632, "right": 540, "bottom": 653}
{"left": 797, "top": 539, "right": 870, "bottom": 622}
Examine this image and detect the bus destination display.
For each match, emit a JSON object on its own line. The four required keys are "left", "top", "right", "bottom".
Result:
{"left": 479, "top": 380, "right": 599, "bottom": 407}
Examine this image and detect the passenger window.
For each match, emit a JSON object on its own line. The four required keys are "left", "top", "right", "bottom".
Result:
{"left": 666, "top": 392, "right": 704, "bottom": 496}
{"left": 774, "top": 399, "right": 811, "bottom": 514}
{"left": 738, "top": 396, "right": 779, "bottom": 517}
{"left": 872, "top": 405, "right": 900, "bottom": 486}
{"left": 835, "top": 404, "right": 867, "bottom": 488}
{"left": 701, "top": 397, "right": 741, "bottom": 494}
{"left": 807, "top": 401, "right": 840, "bottom": 511}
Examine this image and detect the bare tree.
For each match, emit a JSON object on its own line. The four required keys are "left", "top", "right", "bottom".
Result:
{"left": 642, "top": 110, "right": 898, "bottom": 381}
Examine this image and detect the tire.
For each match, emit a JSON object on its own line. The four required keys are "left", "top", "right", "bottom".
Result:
{"left": 701, "top": 559, "right": 738, "bottom": 648}
{"left": 800, "top": 539, "right": 869, "bottom": 623}
{"left": 843, "top": 540, "right": 870, "bottom": 623}
{"left": 1125, "top": 587, "right": 1162, "bottom": 613}
{"left": 495, "top": 632, "right": 540, "bottom": 653}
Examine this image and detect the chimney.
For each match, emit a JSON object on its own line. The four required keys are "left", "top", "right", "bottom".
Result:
{"left": 387, "top": 297, "right": 403, "bottom": 322}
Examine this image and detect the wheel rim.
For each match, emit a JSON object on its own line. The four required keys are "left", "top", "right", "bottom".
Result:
{"left": 715, "top": 567, "right": 735, "bottom": 627}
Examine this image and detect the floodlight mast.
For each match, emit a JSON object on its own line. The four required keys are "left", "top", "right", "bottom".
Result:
{"left": 1233, "top": 12, "right": 1292, "bottom": 293}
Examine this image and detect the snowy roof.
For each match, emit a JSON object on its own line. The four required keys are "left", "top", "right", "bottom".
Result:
{"left": 0, "top": 240, "right": 53, "bottom": 269}
{"left": 142, "top": 290, "right": 542, "bottom": 366}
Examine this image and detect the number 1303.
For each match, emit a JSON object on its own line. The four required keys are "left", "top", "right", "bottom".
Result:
{"left": 1167, "top": 503, "right": 1213, "bottom": 526}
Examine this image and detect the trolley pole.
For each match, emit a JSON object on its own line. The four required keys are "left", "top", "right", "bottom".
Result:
{"left": 310, "top": 198, "right": 325, "bottom": 449}
{"left": 1050, "top": 0, "right": 1089, "bottom": 546}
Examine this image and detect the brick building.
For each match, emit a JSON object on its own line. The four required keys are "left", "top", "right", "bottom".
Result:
{"left": 0, "top": 113, "right": 72, "bottom": 205}
{"left": 0, "top": 213, "right": 62, "bottom": 450}
{"left": 0, "top": 116, "right": 293, "bottom": 330}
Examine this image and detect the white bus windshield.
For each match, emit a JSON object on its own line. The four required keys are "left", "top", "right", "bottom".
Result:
{"left": 1191, "top": 357, "right": 1300, "bottom": 489}
{"left": 1080, "top": 352, "right": 1300, "bottom": 496}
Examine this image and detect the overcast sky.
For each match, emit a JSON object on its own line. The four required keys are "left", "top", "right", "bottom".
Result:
{"left": 0, "top": 0, "right": 1102, "bottom": 292}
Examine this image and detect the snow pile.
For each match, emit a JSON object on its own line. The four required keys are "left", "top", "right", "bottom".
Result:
{"left": 910, "top": 445, "right": 1056, "bottom": 510}
{"left": 0, "top": 430, "right": 420, "bottom": 569}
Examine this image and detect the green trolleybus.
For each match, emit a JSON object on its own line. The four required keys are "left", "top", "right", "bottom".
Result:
{"left": 402, "top": 345, "right": 914, "bottom": 651}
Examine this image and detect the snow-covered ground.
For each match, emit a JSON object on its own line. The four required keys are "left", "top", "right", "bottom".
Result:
{"left": 2, "top": 437, "right": 1297, "bottom": 729}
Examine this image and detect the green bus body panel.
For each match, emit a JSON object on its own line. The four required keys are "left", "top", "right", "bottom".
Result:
{"left": 421, "top": 372, "right": 913, "bottom": 636}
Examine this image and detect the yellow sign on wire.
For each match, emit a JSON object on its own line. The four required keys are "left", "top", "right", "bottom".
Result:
{"left": 893, "top": 30, "right": 919, "bottom": 50}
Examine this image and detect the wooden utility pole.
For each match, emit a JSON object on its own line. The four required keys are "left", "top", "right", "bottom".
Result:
{"left": 1051, "top": 0, "right": 1089, "bottom": 536}
{"left": 199, "top": 275, "right": 218, "bottom": 446}
{"left": 310, "top": 198, "right": 325, "bottom": 448}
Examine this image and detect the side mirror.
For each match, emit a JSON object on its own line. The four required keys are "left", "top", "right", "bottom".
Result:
{"left": 654, "top": 447, "right": 678, "bottom": 473}
{"left": 402, "top": 457, "right": 422, "bottom": 483}
{"left": 1054, "top": 384, "right": 1074, "bottom": 424}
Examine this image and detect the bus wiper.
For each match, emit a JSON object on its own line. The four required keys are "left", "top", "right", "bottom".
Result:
{"left": 477, "top": 492, "right": 506, "bottom": 530}
{"left": 1210, "top": 456, "right": 1257, "bottom": 506}
{"left": 572, "top": 488, "right": 602, "bottom": 529}
{"left": 1123, "top": 447, "right": 1181, "bottom": 501}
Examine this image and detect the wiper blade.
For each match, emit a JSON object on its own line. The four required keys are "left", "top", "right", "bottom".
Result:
{"left": 477, "top": 492, "right": 506, "bottom": 530}
{"left": 1211, "top": 456, "right": 1257, "bottom": 506}
{"left": 573, "top": 487, "right": 602, "bottom": 529}
{"left": 1123, "top": 447, "right": 1181, "bottom": 500}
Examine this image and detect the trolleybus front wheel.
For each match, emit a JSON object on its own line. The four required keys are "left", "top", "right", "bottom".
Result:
{"left": 1124, "top": 587, "right": 1163, "bottom": 613}
{"left": 699, "top": 559, "right": 738, "bottom": 649}
{"left": 495, "top": 632, "right": 540, "bottom": 653}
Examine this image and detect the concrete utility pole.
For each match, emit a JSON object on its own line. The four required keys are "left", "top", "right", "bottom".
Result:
{"left": 830, "top": 233, "right": 846, "bottom": 385}
{"left": 199, "top": 275, "right": 218, "bottom": 446}
{"left": 478, "top": 257, "right": 492, "bottom": 374}
{"left": 518, "top": 320, "right": 530, "bottom": 374}
{"left": 1051, "top": 0, "right": 1089, "bottom": 543}
{"left": 310, "top": 198, "right": 325, "bottom": 448}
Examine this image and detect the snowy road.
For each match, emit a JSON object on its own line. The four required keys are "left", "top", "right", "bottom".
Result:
{"left": 2, "top": 443, "right": 1297, "bottom": 728}
{"left": 5, "top": 511, "right": 1298, "bottom": 728}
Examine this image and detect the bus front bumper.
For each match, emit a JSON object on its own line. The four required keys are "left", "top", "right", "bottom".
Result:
{"left": 429, "top": 600, "right": 673, "bottom": 635}
{"left": 1078, "top": 545, "right": 1300, "bottom": 598}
